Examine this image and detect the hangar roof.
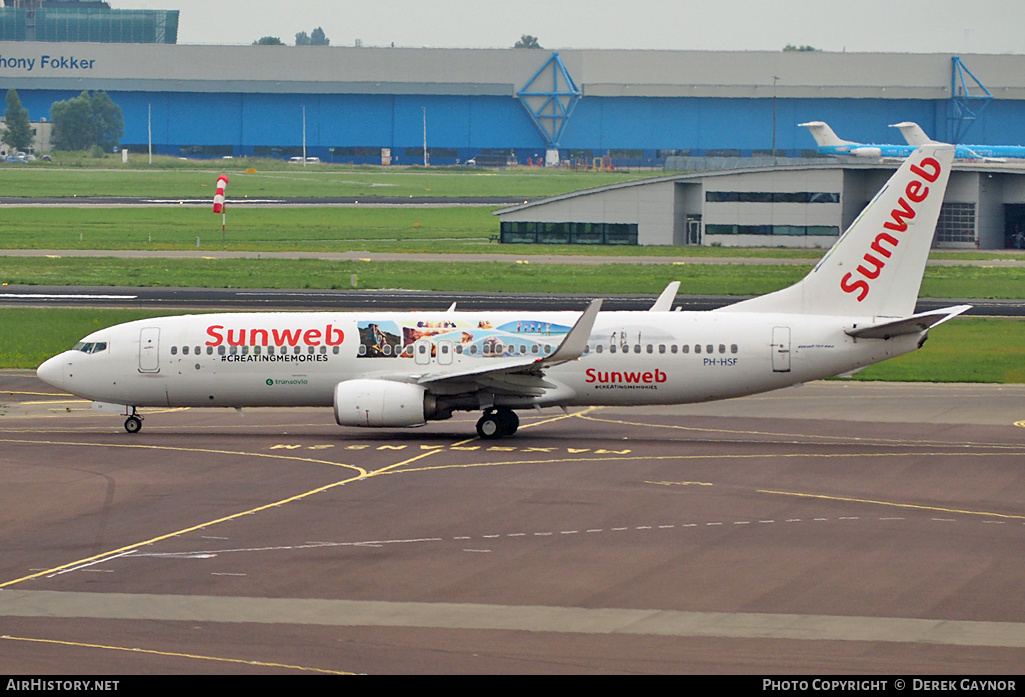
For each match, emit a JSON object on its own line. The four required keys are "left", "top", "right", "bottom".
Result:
{"left": 494, "top": 158, "right": 1025, "bottom": 216}
{"left": 3, "top": 43, "right": 1025, "bottom": 99}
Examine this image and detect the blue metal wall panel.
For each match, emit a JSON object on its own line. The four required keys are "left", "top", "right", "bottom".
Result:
{"left": 468, "top": 96, "right": 540, "bottom": 148}
{"left": 12, "top": 86, "right": 1025, "bottom": 157}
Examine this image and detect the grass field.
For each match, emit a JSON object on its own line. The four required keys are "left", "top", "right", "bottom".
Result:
{"left": 1, "top": 307, "right": 1020, "bottom": 382}
{"left": 0, "top": 164, "right": 651, "bottom": 199}
{"left": 0, "top": 207, "right": 494, "bottom": 250}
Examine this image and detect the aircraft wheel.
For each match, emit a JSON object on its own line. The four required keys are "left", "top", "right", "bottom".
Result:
{"left": 124, "top": 415, "right": 143, "bottom": 434}
{"left": 496, "top": 407, "right": 519, "bottom": 435}
{"left": 476, "top": 413, "right": 503, "bottom": 439}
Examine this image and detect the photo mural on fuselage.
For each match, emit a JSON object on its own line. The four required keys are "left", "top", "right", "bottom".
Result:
{"left": 357, "top": 318, "right": 571, "bottom": 358}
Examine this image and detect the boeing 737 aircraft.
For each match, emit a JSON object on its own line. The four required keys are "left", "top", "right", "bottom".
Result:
{"left": 38, "top": 144, "right": 968, "bottom": 439}
{"left": 890, "top": 121, "right": 1025, "bottom": 160}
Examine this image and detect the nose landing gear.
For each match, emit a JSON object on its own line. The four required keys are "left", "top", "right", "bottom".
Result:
{"left": 475, "top": 407, "right": 519, "bottom": 439}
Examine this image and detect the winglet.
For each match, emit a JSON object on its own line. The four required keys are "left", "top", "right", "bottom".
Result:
{"left": 541, "top": 298, "right": 602, "bottom": 366}
{"left": 649, "top": 282, "right": 680, "bottom": 311}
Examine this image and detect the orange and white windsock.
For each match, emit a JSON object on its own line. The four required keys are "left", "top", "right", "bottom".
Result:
{"left": 212, "top": 175, "right": 229, "bottom": 213}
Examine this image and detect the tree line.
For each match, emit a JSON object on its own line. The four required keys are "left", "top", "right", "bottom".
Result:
{"left": 2, "top": 88, "right": 124, "bottom": 155}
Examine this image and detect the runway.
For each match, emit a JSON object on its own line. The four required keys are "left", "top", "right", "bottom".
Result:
{"left": 2, "top": 284, "right": 1021, "bottom": 315}
{"left": 2, "top": 373, "right": 1025, "bottom": 674}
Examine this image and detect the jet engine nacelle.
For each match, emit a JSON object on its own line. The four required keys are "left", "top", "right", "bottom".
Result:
{"left": 334, "top": 379, "right": 433, "bottom": 428}
{"left": 851, "top": 147, "right": 883, "bottom": 158}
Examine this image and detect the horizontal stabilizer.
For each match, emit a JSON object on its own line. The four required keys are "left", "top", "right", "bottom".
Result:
{"left": 845, "top": 305, "right": 971, "bottom": 339}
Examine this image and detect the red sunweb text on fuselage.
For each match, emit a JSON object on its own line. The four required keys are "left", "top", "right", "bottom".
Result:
{"left": 205, "top": 324, "right": 345, "bottom": 347}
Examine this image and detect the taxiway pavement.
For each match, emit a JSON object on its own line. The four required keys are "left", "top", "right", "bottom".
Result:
{"left": 2, "top": 374, "right": 1024, "bottom": 674}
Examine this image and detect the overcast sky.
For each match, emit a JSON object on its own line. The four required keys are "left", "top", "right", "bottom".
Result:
{"left": 116, "top": 0, "right": 1025, "bottom": 54}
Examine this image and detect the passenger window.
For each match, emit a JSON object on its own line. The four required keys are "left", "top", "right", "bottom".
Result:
{"left": 171, "top": 346, "right": 178, "bottom": 355}
{"left": 731, "top": 344, "right": 738, "bottom": 354}
{"left": 634, "top": 345, "right": 641, "bottom": 353}
{"left": 183, "top": 346, "right": 190, "bottom": 355}
{"left": 706, "top": 344, "right": 714, "bottom": 354}
{"left": 682, "top": 345, "right": 689, "bottom": 354}
{"left": 646, "top": 345, "right": 653, "bottom": 354}
{"left": 719, "top": 344, "right": 726, "bottom": 354}
{"left": 610, "top": 345, "right": 617, "bottom": 354}
{"left": 695, "top": 345, "right": 701, "bottom": 354}
{"left": 218, "top": 346, "right": 226, "bottom": 355}
{"left": 596, "top": 344, "right": 603, "bottom": 354}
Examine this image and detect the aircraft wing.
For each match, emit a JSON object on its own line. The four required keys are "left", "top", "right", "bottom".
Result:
{"left": 845, "top": 305, "right": 971, "bottom": 339}
{"left": 415, "top": 299, "right": 602, "bottom": 390}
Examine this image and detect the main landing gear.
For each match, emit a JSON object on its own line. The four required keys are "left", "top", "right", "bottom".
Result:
{"left": 476, "top": 407, "right": 519, "bottom": 440}
{"left": 124, "top": 408, "right": 143, "bottom": 434}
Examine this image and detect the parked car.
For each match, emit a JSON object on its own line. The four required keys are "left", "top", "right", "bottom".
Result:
{"left": 5, "top": 155, "right": 28, "bottom": 163}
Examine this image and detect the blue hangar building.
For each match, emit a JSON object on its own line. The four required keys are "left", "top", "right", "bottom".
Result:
{"left": 3, "top": 43, "right": 1025, "bottom": 163}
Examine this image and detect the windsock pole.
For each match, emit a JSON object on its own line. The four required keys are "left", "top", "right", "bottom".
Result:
{"left": 213, "top": 175, "right": 229, "bottom": 245}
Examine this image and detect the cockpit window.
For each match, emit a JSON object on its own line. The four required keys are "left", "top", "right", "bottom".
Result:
{"left": 73, "top": 342, "right": 108, "bottom": 354}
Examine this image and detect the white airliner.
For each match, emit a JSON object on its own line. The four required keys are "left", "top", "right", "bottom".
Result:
{"left": 890, "top": 121, "right": 1025, "bottom": 161}
{"left": 37, "top": 144, "right": 969, "bottom": 439}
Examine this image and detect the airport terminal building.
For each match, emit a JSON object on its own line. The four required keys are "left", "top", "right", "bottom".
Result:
{"left": 2, "top": 42, "right": 1025, "bottom": 248}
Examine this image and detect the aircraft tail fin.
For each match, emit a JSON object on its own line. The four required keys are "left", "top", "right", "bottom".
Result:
{"left": 799, "top": 121, "right": 854, "bottom": 148}
{"left": 718, "top": 143, "right": 956, "bottom": 318}
{"left": 890, "top": 122, "right": 937, "bottom": 146}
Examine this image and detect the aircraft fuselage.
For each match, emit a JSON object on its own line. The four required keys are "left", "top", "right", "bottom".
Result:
{"left": 39, "top": 310, "right": 917, "bottom": 412}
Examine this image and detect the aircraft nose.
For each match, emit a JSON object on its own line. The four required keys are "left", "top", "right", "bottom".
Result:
{"left": 37, "top": 354, "right": 66, "bottom": 390}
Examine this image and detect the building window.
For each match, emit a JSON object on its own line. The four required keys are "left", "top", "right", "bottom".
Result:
{"left": 705, "top": 224, "right": 840, "bottom": 237}
{"left": 934, "top": 202, "right": 976, "bottom": 245}
{"left": 499, "top": 222, "right": 638, "bottom": 245}
{"left": 706, "top": 191, "right": 839, "bottom": 203}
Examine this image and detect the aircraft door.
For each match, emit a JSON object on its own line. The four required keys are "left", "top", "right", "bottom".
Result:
{"left": 413, "top": 339, "right": 432, "bottom": 366}
{"left": 437, "top": 340, "right": 453, "bottom": 365}
{"left": 771, "top": 326, "right": 791, "bottom": 373}
{"left": 139, "top": 327, "right": 161, "bottom": 373}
